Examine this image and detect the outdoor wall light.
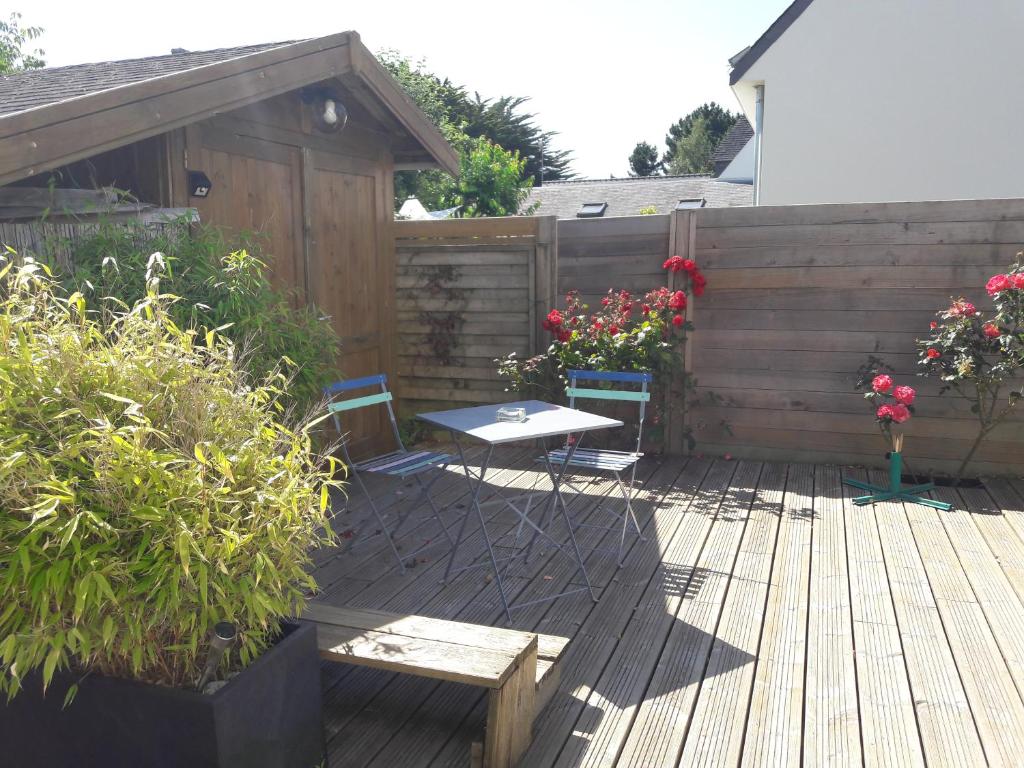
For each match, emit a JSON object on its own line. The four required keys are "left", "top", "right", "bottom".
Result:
{"left": 187, "top": 170, "right": 212, "bottom": 198}
{"left": 313, "top": 93, "right": 348, "bottom": 134}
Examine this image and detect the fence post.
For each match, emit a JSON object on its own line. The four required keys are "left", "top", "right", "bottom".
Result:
{"left": 532, "top": 216, "right": 558, "bottom": 356}
{"left": 667, "top": 209, "right": 697, "bottom": 454}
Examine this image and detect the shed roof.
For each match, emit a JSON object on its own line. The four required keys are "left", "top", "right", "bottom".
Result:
{"left": 524, "top": 175, "right": 752, "bottom": 218}
{"left": 0, "top": 43, "right": 293, "bottom": 116}
{"left": 0, "top": 32, "right": 459, "bottom": 185}
{"left": 729, "top": 0, "right": 816, "bottom": 84}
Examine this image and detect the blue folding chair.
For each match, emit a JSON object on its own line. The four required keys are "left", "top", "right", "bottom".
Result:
{"left": 325, "top": 374, "right": 455, "bottom": 573}
{"left": 538, "top": 370, "right": 650, "bottom": 566}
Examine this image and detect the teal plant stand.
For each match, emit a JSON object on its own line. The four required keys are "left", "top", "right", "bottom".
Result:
{"left": 843, "top": 451, "right": 952, "bottom": 510}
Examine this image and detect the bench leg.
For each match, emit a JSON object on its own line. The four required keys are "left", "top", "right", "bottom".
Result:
{"left": 484, "top": 649, "right": 537, "bottom": 768}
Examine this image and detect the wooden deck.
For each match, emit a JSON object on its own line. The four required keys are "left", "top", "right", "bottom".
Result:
{"left": 309, "top": 446, "right": 1024, "bottom": 767}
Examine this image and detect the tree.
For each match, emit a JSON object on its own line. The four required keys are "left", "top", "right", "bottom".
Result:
{"left": 461, "top": 94, "right": 574, "bottom": 185}
{"left": 377, "top": 51, "right": 572, "bottom": 214}
{"left": 628, "top": 142, "right": 661, "bottom": 177}
{"left": 452, "top": 136, "right": 533, "bottom": 217}
{"left": 662, "top": 102, "right": 736, "bottom": 169}
{"left": 667, "top": 116, "right": 717, "bottom": 175}
{"left": 0, "top": 12, "right": 44, "bottom": 74}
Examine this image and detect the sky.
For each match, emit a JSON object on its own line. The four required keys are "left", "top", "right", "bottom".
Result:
{"left": 20, "top": 0, "right": 790, "bottom": 179}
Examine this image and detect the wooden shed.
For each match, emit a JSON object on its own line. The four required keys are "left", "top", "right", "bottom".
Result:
{"left": 0, "top": 32, "right": 458, "bottom": 447}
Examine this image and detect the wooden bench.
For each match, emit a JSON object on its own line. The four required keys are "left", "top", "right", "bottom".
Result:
{"left": 304, "top": 603, "right": 569, "bottom": 768}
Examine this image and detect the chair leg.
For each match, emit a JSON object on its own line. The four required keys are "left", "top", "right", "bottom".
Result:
{"left": 613, "top": 471, "right": 644, "bottom": 566}
{"left": 352, "top": 468, "right": 406, "bottom": 573}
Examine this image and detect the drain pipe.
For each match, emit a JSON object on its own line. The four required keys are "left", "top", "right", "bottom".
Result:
{"left": 752, "top": 84, "right": 765, "bottom": 205}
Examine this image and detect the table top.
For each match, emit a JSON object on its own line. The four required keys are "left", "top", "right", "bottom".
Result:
{"left": 416, "top": 400, "right": 623, "bottom": 445}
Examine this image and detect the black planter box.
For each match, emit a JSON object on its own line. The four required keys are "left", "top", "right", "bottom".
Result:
{"left": 0, "top": 621, "right": 325, "bottom": 768}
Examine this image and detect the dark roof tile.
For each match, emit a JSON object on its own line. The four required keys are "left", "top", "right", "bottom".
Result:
{"left": 0, "top": 42, "right": 299, "bottom": 116}
{"left": 711, "top": 116, "right": 753, "bottom": 165}
{"left": 523, "top": 174, "right": 751, "bottom": 218}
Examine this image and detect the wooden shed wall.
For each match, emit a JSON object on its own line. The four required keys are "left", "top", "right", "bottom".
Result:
{"left": 164, "top": 91, "right": 397, "bottom": 453}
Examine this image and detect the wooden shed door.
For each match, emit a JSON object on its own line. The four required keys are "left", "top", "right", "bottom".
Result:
{"left": 307, "top": 151, "right": 394, "bottom": 456}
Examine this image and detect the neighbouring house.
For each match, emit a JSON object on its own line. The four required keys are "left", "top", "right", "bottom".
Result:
{"left": 0, "top": 32, "right": 458, "bottom": 449}
{"left": 711, "top": 116, "right": 753, "bottom": 183}
{"left": 729, "top": 0, "right": 1024, "bottom": 205}
{"left": 523, "top": 174, "right": 751, "bottom": 218}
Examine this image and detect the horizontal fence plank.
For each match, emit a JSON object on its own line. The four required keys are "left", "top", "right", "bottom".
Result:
{"left": 696, "top": 220, "right": 1024, "bottom": 250}
{"left": 394, "top": 217, "right": 540, "bottom": 240}
{"left": 695, "top": 198, "right": 1024, "bottom": 229}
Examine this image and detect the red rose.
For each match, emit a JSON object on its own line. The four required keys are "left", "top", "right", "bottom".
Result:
{"left": 682, "top": 258, "right": 697, "bottom": 273}
{"left": 601, "top": 296, "right": 611, "bottom": 307}
{"left": 983, "top": 322, "right": 1000, "bottom": 338}
{"left": 672, "top": 313, "right": 684, "bottom": 327}
{"left": 930, "top": 321, "right": 938, "bottom": 330}
{"left": 876, "top": 404, "right": 895, "bottom": 421}
{"left": 668, "top": 290, "right": 687, "bottom": 310}
{"left": 546, "top": 309, "right": 563, "bottom": 328}
{"left": 621, "top": 301, "right": 633, "bottom": 313}
{"left": 872, "top": 374, "right": 893, "bottom": 393}
{"left": 641, "top": 304, "right": 651, "bottom": 315}
{"left": 1014, "top": 274, "right": 1024, "bottom": 289}
{"left": 556, "top": 328, "right": 572, "bottom": 342}
{"left": 593, "top": 319, "right": 603, "bottom": 330}
{"left": 609, "top": 324, "right": 619, "bottom": 335}
{"left": 890, "top": 403, "right": 911, "bottom": 423}
{"left": 662, "top": 255, "right": 685, "bottom": 272}
{"left": 893, "top": 385, "right": 916, "bottom": 405}
{"left": 948, "top": 300, "right": 976, "bottom": 317}
{"left": 692, "top": 272, "right": 707, "bottom": 297}
{"left": 927, "top": 348, "right": 941, "bottom": 359}
{"left": 987, "top": 274, "right": 1014, "bottom": 295}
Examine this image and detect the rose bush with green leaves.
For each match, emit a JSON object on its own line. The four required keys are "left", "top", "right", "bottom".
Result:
{"left": 918, "top": 254, "right": 1024, "bottom": 480}
{"left": 0, "top": 254, "right": 340, "bottom": 701}
{"left": 497, "top": 256, "right": 707, "bottom": 445}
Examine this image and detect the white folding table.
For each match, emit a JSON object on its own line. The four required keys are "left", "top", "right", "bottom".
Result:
{"left": 417, "top": 400, "right": 623, "bottom": 622}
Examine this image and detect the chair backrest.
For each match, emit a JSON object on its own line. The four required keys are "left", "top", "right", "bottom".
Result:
{"left": 323, "top": 374, "right": 404, "bottom": 454}
{"left": 565, "top": 370, "right": 652, "bottom": 453}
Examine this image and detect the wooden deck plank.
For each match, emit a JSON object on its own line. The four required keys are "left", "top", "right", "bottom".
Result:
{"left": 918, "top": 487, "right": 1024, "bottom": 762}
{"left": 802, "top": 464, "right": 862, "bottom": 767}
{"left": 551, "top": 460, "right": 757, "bottom": 767}
{"left": 516, "top": 458, "right": 723, "bottom": 767}
{"left": 663, "top": 462, "right": 787, "bottom": 768}
{"left": 841, "top": 469, "right": 923, "bottom": 768}
{"left": 619, "top": 462, "right": 785, "bottom": 768}
{"left": 867, "top": 471, "right": 986, "bottom": 767}
{"left": 741, "top": 463, "right": 814, "bottom": 768}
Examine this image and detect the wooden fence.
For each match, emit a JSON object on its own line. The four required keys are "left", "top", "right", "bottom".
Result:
{"left": 394, "top": 216, "right": 557, "bottom": 416}
{"left": 688, "top": 198, "right": 1024, "bottom": 476}
{"left": 395, "top": 198, "right": 1024, "bottom": 476}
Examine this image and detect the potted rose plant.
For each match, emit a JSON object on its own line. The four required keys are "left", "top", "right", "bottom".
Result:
{"left": 0, "top": 257, "right": 339, "bottom": 767}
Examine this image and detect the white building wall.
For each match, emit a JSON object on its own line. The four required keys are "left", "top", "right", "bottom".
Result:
{"left": 718, "top": 137, "right": 755, "bottom": 183}
{"left": 735, "top": 0, "right": 1024, "bottom": 206}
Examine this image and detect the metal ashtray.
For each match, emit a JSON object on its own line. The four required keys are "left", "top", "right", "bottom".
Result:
{"left": 495, "top": 406, "right": 527, "bottom": 423}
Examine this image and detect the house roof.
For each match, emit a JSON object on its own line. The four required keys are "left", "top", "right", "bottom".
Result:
{"left": 711, "top": 116, "right": 753, "bottom": 167}
{"left": 524, "top": 175, "right": 752, "bottom": 218}
{"left": 0, "top": 32, "right": 459, "bottom": 185}
{"left": 729, "top": 0, "right": 816, "bottom": 84}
